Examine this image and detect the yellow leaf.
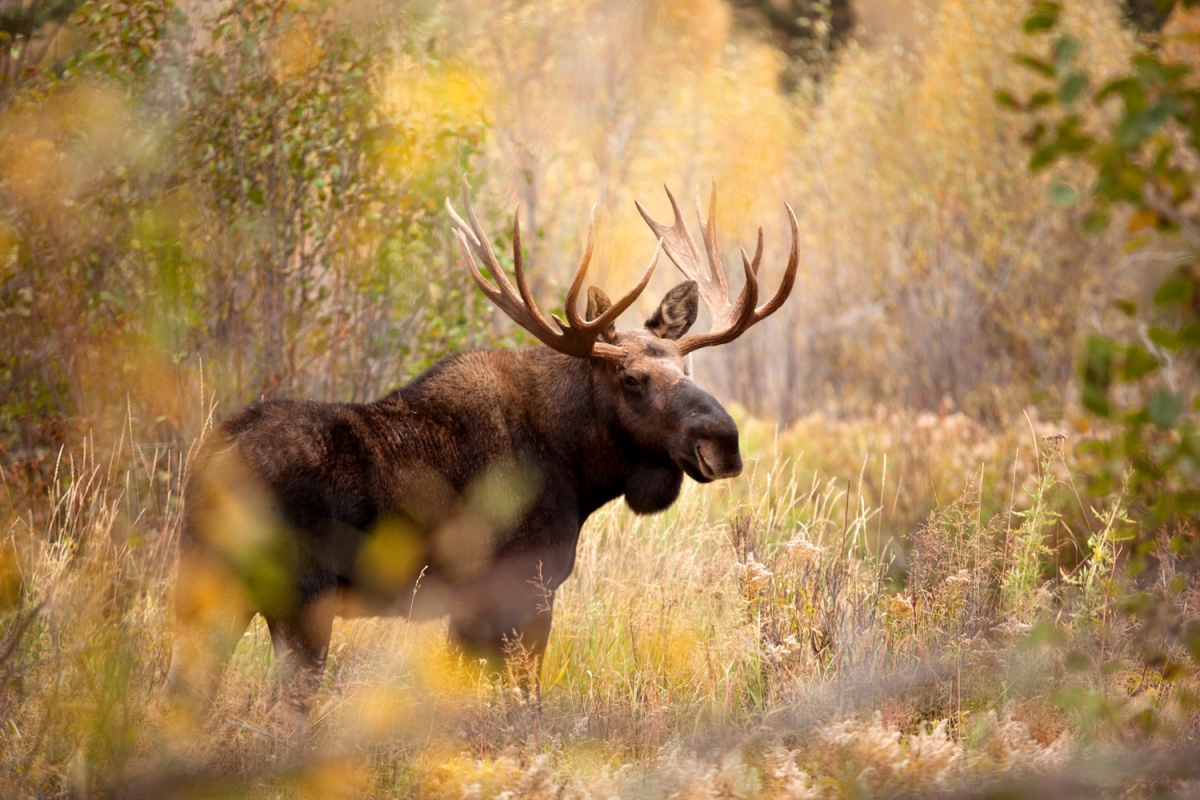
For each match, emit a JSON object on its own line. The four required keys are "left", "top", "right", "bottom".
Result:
{"left": 1128, "top": 209, "right": 1159, "bottom": 233}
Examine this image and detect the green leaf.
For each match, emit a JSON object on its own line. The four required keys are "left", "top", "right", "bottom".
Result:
{"left": 1048, "top": 181, "right": 1079, "bottom": 206}
{"left": 1117, "top": 112, "right": 1149, "bottom": 149}
{"left": 1098, "top": 77, "right": 1144, "bottom": 108}
{"left": 1014, "top": 54, "right": 1055, "bottom": 78}
{"left": 1029, "top": 143, "right": 1061, "bottom": 171}
{"left": 1123, "top": 344, "right": 1160, "bottom": 379}
{"left": 1058, "top": 71, "right": 1088, "bottom": 104}
{"left": 1115, "top": 299, "right": 1138, "bottom": 316}
{"left": 1082, "top": 336, "right": 1113, "bottom": 416}
{"left": 1179, "top": 321, "right": 1200, "bottom": 346}
{"left": 1154, "top": 276, "right": 1194, "bottom": 306}
{"left": 1052, "top": 35, "right": 1081, "bottom": 71}
{"left": 1149, "top": 389, "right": 1185, "bottom": 429}
{"left": 1023, "top": 2, "right": 1062, "bottom": 34}
{"left": 1133, "top": 54, "right": 1170, "bottom": 87}
{"left": 1029, "top": 90, "right": 1057, "bottom": 110}
{"left": 1162, "top": 62, "right": 1192, "bottom": 83}
{"left": 1124, "top": 234, "right": 1152, "bottom": 254}
{"left": 1083, "top": 210, "right": 1110, "bottom": 234}
{"left": 1148, "top": 325, "right": 1181, "bottom": 352}
{"left": 994, "top": 89, "right": 1019, "bottom": 109}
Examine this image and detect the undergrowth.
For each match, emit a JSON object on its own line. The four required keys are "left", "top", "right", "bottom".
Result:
{"left": 2, "top": 408, "right": 1196, "bottom": 798}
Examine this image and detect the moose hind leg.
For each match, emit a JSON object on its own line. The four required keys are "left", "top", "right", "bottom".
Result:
{"left": 164, "top": 549, "right": 255, "bottom": 724}
{"left": 265, "top": 589, "right": 337, "bottom": 745}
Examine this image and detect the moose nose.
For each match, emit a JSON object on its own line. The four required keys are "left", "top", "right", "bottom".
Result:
{"left": 691, "top": 404, "right": 743, "bottom": 480}
{"left": 696, "top": 438, "right": 743, "bottom": 479}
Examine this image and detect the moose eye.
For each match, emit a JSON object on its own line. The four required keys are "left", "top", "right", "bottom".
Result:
{"left": 622, "top": 374, "right": 641, "bottom": 390}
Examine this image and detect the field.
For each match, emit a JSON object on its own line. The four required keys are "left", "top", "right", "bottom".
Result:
{"left": 3, "top": 403, "right": 1196, "bottom": 798}
{"left": 4, "top": 0, "right": 1200, "bottom": 796}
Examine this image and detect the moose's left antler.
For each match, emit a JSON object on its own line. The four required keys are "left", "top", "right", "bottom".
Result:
{"left": 636, "top": 183, "right": 798, "bottom": 355}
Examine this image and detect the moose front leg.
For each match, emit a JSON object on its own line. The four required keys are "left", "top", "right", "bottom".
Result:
{"left": 447, "top": 549, "right": 567, "bottom": 697}
{"left": 449, "top": 590, "right": 555, "bottom": 692}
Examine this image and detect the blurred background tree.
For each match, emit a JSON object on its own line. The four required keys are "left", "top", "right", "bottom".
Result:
{"left": 0, "top": 0, "right": 1166, "bottom": 473}
{"left": 0, "top": 1, "right": 79, "bottom": 112}
{"left": 995, "top": 0, "right": 1200, "bottom": 740}
{"left": 0, "top": 0, "right": 502, "bottom": 482}
{"left": 727, "top": 0, "right": 854, "bottom": 89}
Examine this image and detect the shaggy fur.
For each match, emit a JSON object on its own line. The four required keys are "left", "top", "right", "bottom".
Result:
{"left": 166, "top": 283, "right": 742, "bottom": 720}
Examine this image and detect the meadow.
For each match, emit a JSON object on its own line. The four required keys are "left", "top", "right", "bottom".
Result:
{"left": 3, "top": 402, "right": 1193, "bottom": 798}
{"left": 4, "top": 0, "right": 1200, "bottom": 796}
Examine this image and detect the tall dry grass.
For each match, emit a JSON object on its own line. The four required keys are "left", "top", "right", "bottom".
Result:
{"left": 3, "top": 406, "right": 1195, "bottom": 798}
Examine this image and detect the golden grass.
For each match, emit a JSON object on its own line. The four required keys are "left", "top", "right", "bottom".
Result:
{"left": 3, "top": 2, "right": 1197, "bottom": 796}
{"left": 2, "top": 406, "right": 1194, "bottom": 798}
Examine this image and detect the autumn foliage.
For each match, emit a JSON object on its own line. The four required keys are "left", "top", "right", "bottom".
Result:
{"left": 4, "top": 0, "right": 1200, "bottom": 797}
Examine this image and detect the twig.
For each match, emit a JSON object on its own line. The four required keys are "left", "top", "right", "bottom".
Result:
{"left": 223, "top": 718, "right": 299, "bottom": 752}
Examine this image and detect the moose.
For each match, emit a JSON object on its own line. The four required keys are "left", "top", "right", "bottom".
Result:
{"left": 165, "top": 182, "right": 798, "bottom": 727}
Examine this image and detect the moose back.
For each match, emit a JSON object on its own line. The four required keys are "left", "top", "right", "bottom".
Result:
{"left": 165, "top": 183, "right": 798, "bottom": 722}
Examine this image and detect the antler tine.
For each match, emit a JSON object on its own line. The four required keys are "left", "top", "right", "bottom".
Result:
{"left": 448, "top": 186, "right": 565, "bottom": 352}
{"left": 588, "top": 239, "right": 661, "bottom": 332}
{"left": 676, "top": 251, "right": 759, "bottom": 355}
{"left": 509, "top": 213, "right": 562, "bottom": 337}
{"left": 456, "top": 181, "right": 525, "bottom": 307}
{"left": 449, "top": 183, "right": 658, "bottom": 366}
{"left": 749, "top": 203, "right": 798, "bottom": 323}
{"left": 696, "top": 182, "right": 728, "bottom": 298}
{"left": 447, "top": 196, "right": 514, "bottom": 316}
{"left": 635, "top": 185, "right": 709, "bottom": 287}
{"left": 447, "top": 191, "right": 522, "bottom": 321}
{"left": 749, "top": 227, "right": 764, "bottom": 277}
{"left": 560, "top": 205, "right": 596, "bottom": 331}
{"left": 449, "top": 227, "right": 499, "bottom": 302}
{"left": 637, "top": 183, "right": 799, "bottom": 356}
{"left": 639, "top": 184, "right": 739, "bottom": 332}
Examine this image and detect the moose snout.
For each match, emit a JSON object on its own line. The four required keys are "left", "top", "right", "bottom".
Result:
{"left": 688, "top": 407, "right": 742, "bottom": 481}
{"left": 695, "top": 437, "right": 743, "bottom": 480}
{"left": 670, "top": 383, "right": 743, "bottom": 482}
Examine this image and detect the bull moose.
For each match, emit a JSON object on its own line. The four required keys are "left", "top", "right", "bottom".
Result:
{"left": 165, "top": 182, "right": 798, "bottom": 726}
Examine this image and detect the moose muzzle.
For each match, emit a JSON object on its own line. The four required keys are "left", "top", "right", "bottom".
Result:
{"left": 675, "top": 385, "right": 743, "bottom": 483}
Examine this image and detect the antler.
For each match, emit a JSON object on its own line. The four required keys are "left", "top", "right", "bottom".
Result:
{"left": 635, "top": 183, "right": 798, "bottom": 356}
{"left": 447, "top": 180, "right": 660, "bottom": 366}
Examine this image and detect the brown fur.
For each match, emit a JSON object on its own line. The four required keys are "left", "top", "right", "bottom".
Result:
{"left": 166, "top": 283, "right": 742, "bottom": 726}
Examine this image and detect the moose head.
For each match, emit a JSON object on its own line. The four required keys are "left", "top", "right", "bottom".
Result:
{"left": 446, "top": 182, "right": 797, "bottom": 511}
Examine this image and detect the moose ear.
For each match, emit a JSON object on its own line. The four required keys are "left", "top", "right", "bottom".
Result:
{"left": 586, "top": 286, "right": 618, "bottom": 343}
{"left": 645, "top": 280, "right": 698, "bottom": 340}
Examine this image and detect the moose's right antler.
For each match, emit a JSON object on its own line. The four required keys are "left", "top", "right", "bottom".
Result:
{"left": 447, "top": 181, "right": 660, "bottom": 367}
{"left": 636, "top": 183, "right": 798, "bottom": 355}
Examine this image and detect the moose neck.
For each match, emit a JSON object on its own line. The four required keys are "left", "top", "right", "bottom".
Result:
{"left": 509, "top": 348, "right": 682, "bottom": 519}
{"left": 390, "top": 345, "right": 682, "bottom": 522}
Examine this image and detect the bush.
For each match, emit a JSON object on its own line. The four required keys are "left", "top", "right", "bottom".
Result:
{"left": 0, "top": 0, "right": 501, "bottom": 463}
